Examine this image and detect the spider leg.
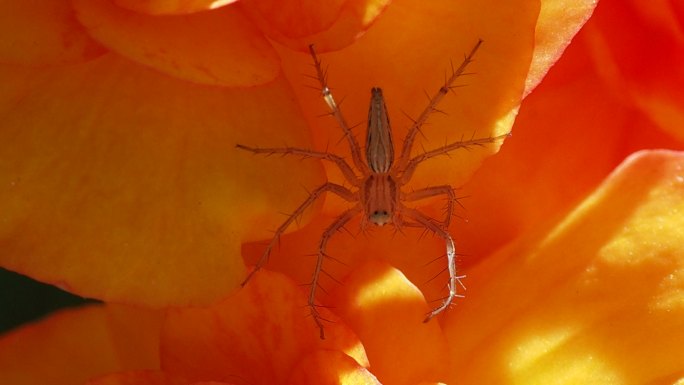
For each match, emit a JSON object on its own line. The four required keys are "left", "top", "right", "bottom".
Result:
{"left": 399, "top": 133, "right": 509, "bottom": 184}
{"left": 402, "top": 185, "right": 458, "bottom": 228}
{"left": 394, "top": 40, "right": 483, "bottom": 173}
{"left": 308, "top": 45, "right": 368, "bottom": 174}
{"left": 309, "top": 204, "right": 363, "bottom": 339}
{"left": 398, "top": 206, "right": 461, "bottom": 322}
{"left": 241, "top": 182, "right": 357, "bottom": 286}
{"left": 236, "top": 144, "right": 360, "bottom": 185}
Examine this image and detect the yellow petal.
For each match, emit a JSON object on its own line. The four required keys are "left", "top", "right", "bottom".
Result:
{"left": 525, "top": 0, "right": 598, "bottom": 95}
{"left": 332, "top": 259, "right": 450, "bottom": 385}
{"left": 445, "top": 150, "right": 684, "bottom": 384}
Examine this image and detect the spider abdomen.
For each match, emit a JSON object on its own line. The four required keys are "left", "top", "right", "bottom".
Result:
{"left": 366, "top": 88, "right": 394, "bottom": 173}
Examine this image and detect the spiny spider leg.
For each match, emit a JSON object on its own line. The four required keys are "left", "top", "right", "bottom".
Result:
{"left": 236, "top": 144, "right": 360, "bottom": 185}
{"left": 308, "top": 45, "right": 368, "bottom": 174}
{"left": 399, "top": 133, "right": 509, "bottom": 184}
{"left": 399, "top": 205, "right": 460, "bottom": 322}
{"left": 394, "top": 39, "right": 483, "bottom": 172}
{"left": 309, "top": 204, "right": 363, "bottom": 339}
{"left": 402, "top": 185, "right": 457, "bottom": 228}
{"left": 239, "top": 40, "right": 501, "bottom": 338}
{"left": 241, "top": 182, "right": 357, "bottom": 286}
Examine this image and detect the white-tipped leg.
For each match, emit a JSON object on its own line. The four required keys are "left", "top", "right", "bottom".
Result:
{"left": 308, "top": 45, "right": 368, "bottom": 174}
{"left": 400, "top": 206, "right": 463, "bottom": 322}
{"left": 423, "top": 233, "right": 461, "bottom": 322}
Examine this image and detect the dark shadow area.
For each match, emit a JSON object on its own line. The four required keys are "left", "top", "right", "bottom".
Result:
{"left": 0, "top": 268, "right": 96, "bottom": 334}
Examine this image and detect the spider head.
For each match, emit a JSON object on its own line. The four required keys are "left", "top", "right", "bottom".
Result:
{"left": 369, "top": 210, "right": 392, "bottom": 226}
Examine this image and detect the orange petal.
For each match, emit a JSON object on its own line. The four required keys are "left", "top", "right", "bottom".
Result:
{"left": 72, "top": 0, "right": 279, "bottom": 86}
{"left": 444, "top": 150, "right": 684, "bottom": 384}
{"left": 243, "top": 214, "right": 452, "bottom": 316}
{"left": 0, "top": 55, "right": 324, "bottom": 306}
{"left": 287, "top": 350, "right": 381, "bottom": 385}
{"left": 160, "top": 269, "right": 367, "bottom": 384}
{"left": 112, "top": 0, "right": 238, "bottom": 15}
{"left": 238, "top": 0, "right": 551, "bottom": 292}
{"left": 584, "top": 0, "right": 684, "bottom": 140}
{"left": 331, "top": 259, "right": 450, "bottom": 385}
{"left": 0, "top": 305, "right": 162, "bottom": 385}
{"left": 524, "top": 0, "right": 598, "bottom": 95}
{"left": 241, "top": 0, "right": 391, "bottom": 52}
{"left": 87, "top": 371, "right": 186, "bottom": 385}
{"left": 0, "top": 0, "right": 104, "bottom": 65}
{"left": 86, "top": 370, "right": 233, "bottom": 385}
{"left": 459, "top": 16, "right": 684, "bottom": 261}
{"left": 275, "top": 0, "right": 540, "bottom": 209}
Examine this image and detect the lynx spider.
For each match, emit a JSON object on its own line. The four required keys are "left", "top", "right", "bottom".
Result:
{"left": 238, "top": 40, "right": 507, "bottom": 339}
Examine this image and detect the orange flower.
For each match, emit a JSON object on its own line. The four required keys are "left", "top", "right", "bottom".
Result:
{"left": 2, "top": 0, "right": 684, "bottom": 384}
{"left": 0, "top": 0, "right": 544, "bottom": 308}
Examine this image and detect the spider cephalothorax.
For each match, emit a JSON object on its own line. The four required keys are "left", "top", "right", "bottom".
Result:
{"left": 238, "top": 40, "right": 507, "bottom": 338}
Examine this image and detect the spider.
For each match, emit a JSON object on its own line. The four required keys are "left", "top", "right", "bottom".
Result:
{"left": 238, "top": 39, "right": 507, "bottom": 339}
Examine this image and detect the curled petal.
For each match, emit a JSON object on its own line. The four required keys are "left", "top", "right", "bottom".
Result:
{"left": 72, "top": 0, "right": 280, "bottom": 86}
{"left": 287, "top": 350, "right": 381, "bottom": 385}
{"left": 242, "top": 0, "right": 391, "bottom": 52}
{"left": 524, "top": 0, "right": 598, "bottom": 95}
{"left": 331, "top": 259, "right": 450, "bottom": 385}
